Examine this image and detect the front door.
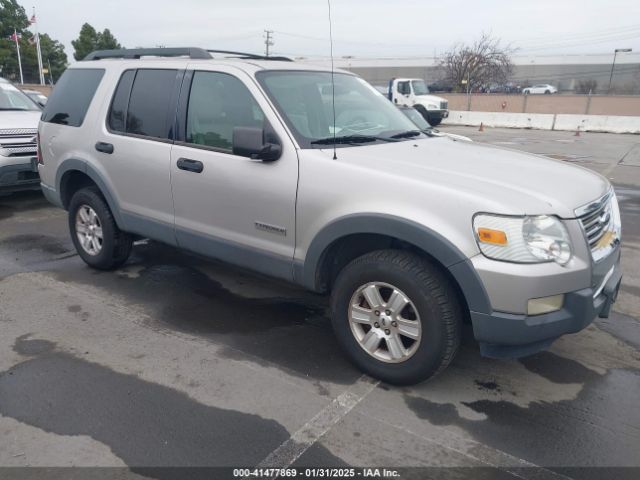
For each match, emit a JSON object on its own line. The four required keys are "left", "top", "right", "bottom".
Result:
{"left": 170, "top": 67, "right": 298, "bottom": 280}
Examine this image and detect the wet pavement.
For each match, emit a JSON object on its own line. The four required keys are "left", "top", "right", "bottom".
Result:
{"left": 0, "top": 128, "right": 639, "bottom": 479}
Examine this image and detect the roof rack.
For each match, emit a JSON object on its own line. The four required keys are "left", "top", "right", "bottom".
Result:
{"left": 83, "top": 48, "right": 212, "bottom": 61}
{"left": 207, "top": 49, "right": 293, "bottom": 62}
{"left": 82, "top": 47, "right": 294, "bottom": 62}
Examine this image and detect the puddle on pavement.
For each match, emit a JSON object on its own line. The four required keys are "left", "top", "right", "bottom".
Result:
{"left": 51, "top": 241, "right": 360, "bottom": 384}
{"left": 0, "top": 234, "right": 72, "bottom": 256}
{"left": 2, "top": 335, "right": 346, "bottom": 477}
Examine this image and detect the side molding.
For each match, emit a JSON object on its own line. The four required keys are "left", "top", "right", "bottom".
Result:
{"left": 298, "top": 213, "right": 492, "bottom": 314}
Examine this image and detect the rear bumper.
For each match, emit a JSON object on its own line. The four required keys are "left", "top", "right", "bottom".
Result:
{"left": 471, "top": 260, "right": 622, "bottom": 358}
{"left": 0, "top": 157, "right": 40, "bottom": 192}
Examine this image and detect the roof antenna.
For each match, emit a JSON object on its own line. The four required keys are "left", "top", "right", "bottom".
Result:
{"left": 327, "top": 0, "right": 338, "bottom": 160}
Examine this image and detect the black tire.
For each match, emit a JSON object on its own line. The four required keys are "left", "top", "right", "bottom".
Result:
{"left": 523, "top": 90, "right": 529, "bottom": 95}
{"left": 544, "top": 90, "right": 551, "bottom": 94}
{"left": 68, "top": 186, "right": 132, "bottom": 270}
{"left": 427, "top": 117, "right": 442, "bottom": 127}
{"left": 330, "top": 250, "right": 462, "bottom": 385}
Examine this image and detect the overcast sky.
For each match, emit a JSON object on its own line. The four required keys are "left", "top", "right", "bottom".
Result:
{"left": 27, "top": 0, "right": 640, "bottom": 60}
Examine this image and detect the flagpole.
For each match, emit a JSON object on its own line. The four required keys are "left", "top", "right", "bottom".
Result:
{"left": 13, "top": 29, "right": 24, "bottom": 85}
{"left": 32, "top": 8, "right": 45, "bottom": 85}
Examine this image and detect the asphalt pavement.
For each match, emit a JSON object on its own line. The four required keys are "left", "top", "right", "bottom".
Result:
{"left": 0, "top": 127, "right": 639, "bottom": 480}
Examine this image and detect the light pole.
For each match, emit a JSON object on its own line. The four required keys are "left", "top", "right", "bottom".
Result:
{"left": 608, "top": 48, "right": 632, "bottom": 93}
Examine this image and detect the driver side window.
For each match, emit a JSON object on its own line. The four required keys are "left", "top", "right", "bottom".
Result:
{"left": 186, "top": 71, "right": 265, "bottom": 151}
{"left": 397, "top": 81, "right": 410, "bottom": 95}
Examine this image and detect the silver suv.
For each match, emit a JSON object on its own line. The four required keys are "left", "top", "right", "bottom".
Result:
{"left": 0, "top": 77, "right": 41, "bottom": 193}
{"left": 38, "top": 48, "right": 622, "bottom": 385}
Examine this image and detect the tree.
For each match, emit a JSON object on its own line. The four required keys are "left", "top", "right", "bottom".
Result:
{"left": 39, "top": 33, "right": 68, "bottom": 82}
{"left": 439, "top": 33, "right": 515, "bottom": 93}
{"left": 576, "top": 79, "right": 597, "bottom": 94}
{"left": 72, "top": 23, "right": 122, "bottom": 61}
{"left": 0, "top": 0, "right": 29, "bottom": 38}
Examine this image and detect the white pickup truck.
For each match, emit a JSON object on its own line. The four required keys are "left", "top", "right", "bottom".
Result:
{"left": 387, "top": 78, "right": 449, "bottom": 126}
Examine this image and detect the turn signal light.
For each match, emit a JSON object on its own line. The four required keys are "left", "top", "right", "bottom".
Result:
{"left": 477, "top": 228, "right": 508, "bottom": 245}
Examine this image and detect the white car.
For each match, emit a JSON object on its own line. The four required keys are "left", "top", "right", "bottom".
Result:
{"left": 523, "top": 84, "right": 558, "bottom": 95}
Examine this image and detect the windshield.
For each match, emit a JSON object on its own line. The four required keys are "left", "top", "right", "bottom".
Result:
{"left": 399, "top": 107, "right": 431, "bottom": 130}
{"left": 411, "top": 80, "right": 430, "bottom": 95}
{"left": 257, "top": 71, "right": 424, "bottom": 148}
{"left": 0, "top": 83, "right": 41, "bottom": 111}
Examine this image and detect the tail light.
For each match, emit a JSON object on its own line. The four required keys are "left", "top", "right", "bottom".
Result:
{"left": 36, "top": 131, "right": 43, "bottom": 165}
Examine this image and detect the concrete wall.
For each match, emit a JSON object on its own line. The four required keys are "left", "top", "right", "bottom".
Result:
{"left": 441, "top": 94, "right": 640, "bottom": 116}
{"left": 444, "top": 111, "right": 640, "bottom": 134}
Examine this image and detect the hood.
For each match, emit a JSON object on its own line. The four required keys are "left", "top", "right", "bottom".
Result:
{"left": 315, "top": 138, "right": 609, "bottom": 218}
{"left": 415, "top": 95, "right": 446, "bottom": 106}
{"left": 0, "top": 111, "right": 41, "bottom": 130}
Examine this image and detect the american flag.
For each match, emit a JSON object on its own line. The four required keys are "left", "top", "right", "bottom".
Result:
{"left": 30, "top": 14, "right": 36, "bottom": 24}
{"left": 9, "top": 31, "right": 21, "bottom": 42}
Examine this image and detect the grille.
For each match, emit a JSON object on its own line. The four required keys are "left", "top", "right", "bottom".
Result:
{"left": 0, "top": 128, "right": 37, "bottom": 137}
{"left": 576, "top": 192, "right": 619, "bottom": 260}
{"left": 440, "top": 100, "right": 448, "bottom": 110}
{"left": 0, "top": 129, "right": 37, "bottom": 157}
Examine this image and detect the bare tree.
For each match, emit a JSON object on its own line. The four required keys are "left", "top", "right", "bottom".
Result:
{"left": 439, "top": 33, "right": 515, "bottom": 92}
{"left": 576, "top": 79, "right": 598, "bottom": 94}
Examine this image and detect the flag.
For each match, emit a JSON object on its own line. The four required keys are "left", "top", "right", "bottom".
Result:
{"left": 30, "top": 14, "right": 36, "bottom": 24}
{"left": 27, "top": 36, "right": 36, "bottom": 46}
{"left": 9, "top": 32, "right": 21, "bottom": 42}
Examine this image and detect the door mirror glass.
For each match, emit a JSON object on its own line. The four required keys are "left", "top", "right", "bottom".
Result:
{"left": 232, "top": 127, "right": 282, "bottom": 161}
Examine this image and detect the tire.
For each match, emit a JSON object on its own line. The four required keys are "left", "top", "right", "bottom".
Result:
{"left": 330, "top": 250, "right": 462, "bottom": 385}
{"left": 68, "top": 186, "right": 133, "bottom": 270}
{"left": 544, "top": 90, "right": 551, "bottom": 94}
{"left": 427, "top": 117, "right": 442, "bottom": 127}
{"left": 523, "top": 89, "right": 529, "bottom": 95}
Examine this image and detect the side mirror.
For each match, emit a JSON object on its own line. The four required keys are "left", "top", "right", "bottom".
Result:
{"left": 232, "top": 127, "right": 282, "bottom": 162}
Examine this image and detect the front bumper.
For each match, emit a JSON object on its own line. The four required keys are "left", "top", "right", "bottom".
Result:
{"left": 471, "top": 259, "right": 622, "bottom": 358}
{"left": 427, "top": 110, "right": 449, "bottom": 119}
{"left": 0, "top": 157, "right": 40, "bottom": 192}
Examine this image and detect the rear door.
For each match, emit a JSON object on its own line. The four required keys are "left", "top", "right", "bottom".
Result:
{"left": 98, "top": 67, "right": 183, "bottom": 244}
{"left": 169, "top": 66, "right": 298, "bottom": 280}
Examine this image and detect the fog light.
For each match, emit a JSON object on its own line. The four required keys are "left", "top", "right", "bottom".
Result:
{"left": 527, "top": 294, "right": 564, "bottom": 315}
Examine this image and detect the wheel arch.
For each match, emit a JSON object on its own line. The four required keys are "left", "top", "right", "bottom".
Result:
{"left": 297, "top": 214, "right": 491, "bottom": 314}
{"left": 56, "top": 158, "right": 124, "bottom": 227}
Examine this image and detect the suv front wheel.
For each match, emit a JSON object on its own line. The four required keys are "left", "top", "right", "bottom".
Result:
{"left": 330, "top": 250, "right": 462, "bottom": 385}
{"left": 68, "top": 187, "right": 133, "bottom": 270}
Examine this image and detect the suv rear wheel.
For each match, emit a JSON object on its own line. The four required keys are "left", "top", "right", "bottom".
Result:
{"left": 68, "top": 187, "right": 132, "bottom": 270}
{"left": 330, "top": 250, "right": 462, "bottom": 385}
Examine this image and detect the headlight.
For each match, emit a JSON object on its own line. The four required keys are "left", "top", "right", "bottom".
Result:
{"left": 473, "top": 214, "right": 572, "bottom": 265}
{"left": 427, "top": 104, "right": 439, "bottom": 110}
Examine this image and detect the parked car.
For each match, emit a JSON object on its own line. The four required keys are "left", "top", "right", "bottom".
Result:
{"left": 523, "top": 84, "right": 558, "bottom": 95}
{"left": 387, "top": 78, "right": 449, "bottom": 126}
{"left": 38, "top": 48, "right": 622, "bottom": 385}
{"left": 428, "top": 82, "right": 454, "bottom": 93}
{"left": 487, "top": 83, "right": 522, "bottom": 94}
{"left": 398, "top": 106, "right": 472, "bottom": 142}
{"left": 22, "top": 89, "right": 48, "bottom": 107}
{"left": 0, "top": 77, "right": 41, "bottom": 194}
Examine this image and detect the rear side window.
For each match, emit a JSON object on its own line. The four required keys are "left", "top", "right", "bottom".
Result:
{"left": 42, "top": 69, "right": 104, "bottom": 127}
{"left": 108, "top": 70, "right": 135, "bottom": 132}
{"left": 121, "top": 69, "right": 178, "bottom": 139}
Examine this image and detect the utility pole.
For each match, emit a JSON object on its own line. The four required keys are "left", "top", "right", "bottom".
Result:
{"left": 608, "top": 48, "right": 632, "bottom": 93}
{"left": 264, "top": 30, "right": 274, "bottom": 57}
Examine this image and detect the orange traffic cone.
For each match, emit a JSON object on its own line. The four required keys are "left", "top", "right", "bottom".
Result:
{"left": 479, "top": 122, "right": 484, "bottom": 132}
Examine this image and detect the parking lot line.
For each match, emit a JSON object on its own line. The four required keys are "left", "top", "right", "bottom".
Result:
{"left": 250, "top": 375, "right": 380, "bottom": 473}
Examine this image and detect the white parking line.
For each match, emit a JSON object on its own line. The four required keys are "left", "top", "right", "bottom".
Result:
{"left": 249, "top": 375, "right": 379, "bottom": 474}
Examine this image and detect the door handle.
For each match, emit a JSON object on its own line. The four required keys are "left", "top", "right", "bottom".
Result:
{"left": 95, "top": 142, "right": 114, "bottom": 154}
{"left": 176, "top": 158, "right": 204, "bottom": 173}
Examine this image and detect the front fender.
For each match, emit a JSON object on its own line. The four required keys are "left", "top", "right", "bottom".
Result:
{"left": 297, "top": 213, "right": 491, "bottom": 314}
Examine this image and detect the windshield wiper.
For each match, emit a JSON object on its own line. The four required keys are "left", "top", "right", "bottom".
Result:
{"left": 389, "top": 130, "right": 423, "bottom": 139}
{"left": 0, "top": 108, "right": 31, "bottom": 111}
{"left": 310, "top": 135, "right": 398, "bottom": 145}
